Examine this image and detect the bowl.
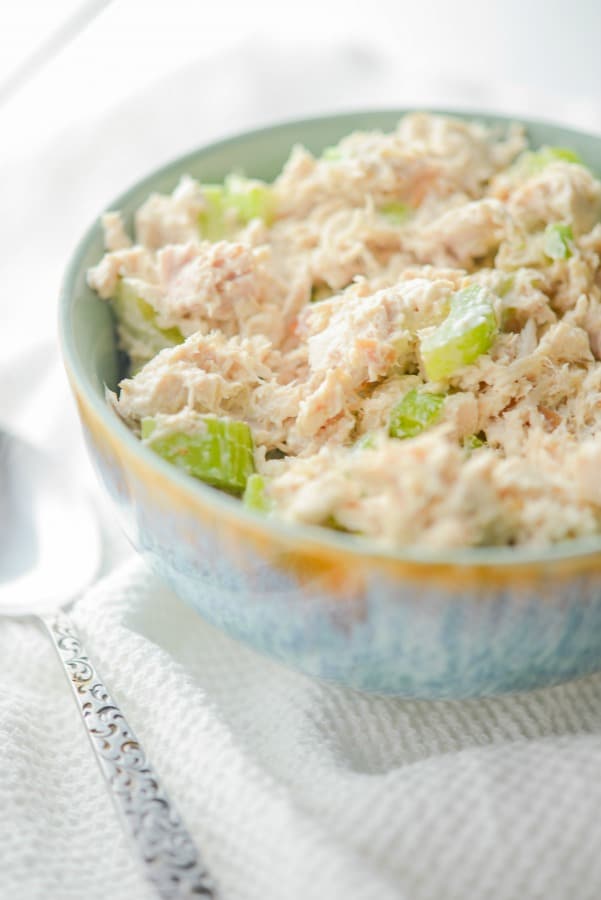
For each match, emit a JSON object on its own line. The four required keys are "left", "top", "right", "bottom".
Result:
{"left": 59, "top": 109, "right": 601, "bottom": 698}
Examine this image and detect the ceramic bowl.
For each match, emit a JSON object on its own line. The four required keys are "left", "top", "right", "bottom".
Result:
{"left": 59, "top": 109, "right": 601, "bottom": 698}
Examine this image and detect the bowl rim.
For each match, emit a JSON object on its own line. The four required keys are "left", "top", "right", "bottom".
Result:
{"left": 59, "top": 106, "right": 601, "bottom": 570}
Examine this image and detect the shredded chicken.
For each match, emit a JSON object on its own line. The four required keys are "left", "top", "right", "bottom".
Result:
{"left": 87, "top": 113, "right": 601, "bottom": 549}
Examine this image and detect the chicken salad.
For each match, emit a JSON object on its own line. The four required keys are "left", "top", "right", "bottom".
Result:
{"left": 87, "top": 113, "right": 601, "bottom": 550}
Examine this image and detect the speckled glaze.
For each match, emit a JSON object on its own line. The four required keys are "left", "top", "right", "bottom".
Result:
{"left": 60, "top": 110, "right": 601, "bottom": 697}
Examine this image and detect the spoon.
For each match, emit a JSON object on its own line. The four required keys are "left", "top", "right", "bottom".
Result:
{"left": 0, "top": 429, "right": 215, "bottom": 899}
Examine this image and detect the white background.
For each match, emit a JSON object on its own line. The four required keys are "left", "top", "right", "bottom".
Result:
{"left": 2, "top": 0, "right": 600, "bottom": 160}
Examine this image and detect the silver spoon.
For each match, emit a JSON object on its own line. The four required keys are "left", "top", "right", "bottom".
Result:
{"left": 0, "top": 428, "right": 215, "bottom": 899}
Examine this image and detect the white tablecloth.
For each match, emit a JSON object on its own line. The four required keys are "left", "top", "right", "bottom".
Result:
{"left": 2, "top": 37, "right": 601, "bottom": 900}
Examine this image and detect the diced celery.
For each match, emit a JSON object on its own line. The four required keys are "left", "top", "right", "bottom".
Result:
{"left": 140, "top": 418, "right": 157, "bottom": 440}
{"left": 543, "top": 223, "right": 573, "bottom": 260}
{"left": 355, "top": 432, "right": 378, "bottom": 450}
{"left": 517, "top": 146, "right": 583, "bottom": 176}
{"left": 379, "top": 202, "right": 411, "bottom": 224}
{"left": 112, "top": 278, "right": 184, "bottom": 356}
{"left": 310, "top": 284, "right": 333, "bottom": 303}
{"left": 548, "top": 147, "right": 581, "bottom": 164}
{"left": 224, "top": 174, "right": 275, "bottom": 225}
{"left": 389, "top": 390, "right": 445, "bottom": 439}
{"left": 198, "top": 185, "right": 227, "bottom": 240}
{"left": 419, "top": 285, "right": 498, "bottom": 381}
{"left": 463, "top": 433, "right": 486, "bottom": 452}
{"left": 322, "top": 145, "right": 342, "bottom": 161}
{"left": 243, "top": 473, "right": 272, "bottom": 513}
{"left": 198, "top": 177, "right": 275, "bottom": 238}
{"left": 136, "top": 297, "right": 184, "bottom": 343}
{"left": 535, "top": 146, "right": 582, "bottom": 166}
{"left": 323, "top": 515, "right": 353, "bottom": 533}
{"left": 497, "top": 275, "right": 515, "bottom": 297}
{"left": 141, "top": 416, "right": 255, "bottom": 493}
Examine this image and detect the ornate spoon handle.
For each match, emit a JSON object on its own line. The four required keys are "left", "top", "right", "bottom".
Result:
{"left": 42, "top": 611, "right": 216, "bottom": 899}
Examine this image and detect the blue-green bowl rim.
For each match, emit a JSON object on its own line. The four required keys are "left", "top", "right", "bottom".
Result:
{"left": 59, "top": 107, "right": 601, "bottom": 569}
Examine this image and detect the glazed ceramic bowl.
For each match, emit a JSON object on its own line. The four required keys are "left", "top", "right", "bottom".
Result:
{"left": 60, "top": 110, "right": 601, "bottom": 698}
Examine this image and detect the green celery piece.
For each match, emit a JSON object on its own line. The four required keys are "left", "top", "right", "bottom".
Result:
{"left": 198, "top": 185, "right": 227, "bottom": 240}
{"left": 497, "top": 275, "right": 515, "bottom": 297}
{"left": 141, "top": 416, "right": 255, "bottom": 494}
{"left": 355, "top": 432, "right": 378, "bottom": 450}
{"left": 545, "top": 147, "right": 581, "bottom": 163}
{"left": 518, "top": 145, "right": 583, "bottom": 176}
{"left": 112, "top": 278, "right": 184, "bottom": 353}
{"left": 141, "top": 418, "right": 157, "bottom": 439}
{"left": 463, "top": 433, "right": 486, "bottom": 452}
{"left": 389, "top": 390, "right": 445, "bottom": 439}
{"left": 321, "top": 145, "right": 342, "bottom": 161}
{"left": 199, "top": 177, "right": 275, "bottom": 238}
{"left": 310, "top": 284, "right": 333, "bottom": 303}
{"left": 543, "top": 223, "right": 573, "bottom": 260}
{"left": 379, "top": 202, "right": 411, "bottom": 224}
{"left": 420, "top": 285, "right": 498, "bottom": 381}
{"left": 224, "top": 174, "right": 275, "bottom": 225}
{"left": 136, "top": 297, "right": 184, "bottom": 343}
{"left": 243, "top": 473, "right": 272, "bottom": 513}
{"left": 323, "top": 515, "right": 353, "bottom": 533}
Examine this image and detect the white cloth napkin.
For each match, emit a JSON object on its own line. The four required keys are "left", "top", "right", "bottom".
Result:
{"left": 2, "top": 37, "right": 601, "bottom": 900}
{"left": 4, "top": 560, "right": 601, "bottom": 900}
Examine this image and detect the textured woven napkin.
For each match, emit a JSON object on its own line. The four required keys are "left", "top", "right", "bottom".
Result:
{"left": 2, "top": 36, "right": 601, "bottom": 900}
{"left": 3, "top": 548, "right": 601, "bottom": 900}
